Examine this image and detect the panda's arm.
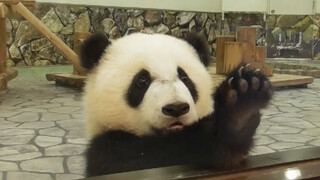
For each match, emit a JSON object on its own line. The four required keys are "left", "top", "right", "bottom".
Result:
{"left": 212, "top": 63, "right": 273, "bottom": 166}
{"left": 86, "top": 122, "right": 217, "bottom": 177}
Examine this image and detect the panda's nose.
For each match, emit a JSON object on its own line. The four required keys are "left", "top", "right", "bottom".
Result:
{"left": 162, "top": 103, "right": 190, "bottom": 117}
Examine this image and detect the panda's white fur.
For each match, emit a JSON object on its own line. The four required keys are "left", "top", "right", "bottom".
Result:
{"left": 84, "top": 33, "right": 213, "bottom": 139}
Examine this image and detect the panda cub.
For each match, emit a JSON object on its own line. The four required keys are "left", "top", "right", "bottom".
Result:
{"left": 81, "top": 33, "right": 273, "bottom": 177}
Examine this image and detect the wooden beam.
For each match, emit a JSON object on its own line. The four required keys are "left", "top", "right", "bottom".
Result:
{"left": 0, "top": 0, "right": 35, "bottom": 7}
{"left": 11, "top": 2, "right": 85, "bottom": 73}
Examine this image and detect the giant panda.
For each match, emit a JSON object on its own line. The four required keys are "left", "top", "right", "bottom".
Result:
{"left": 80, "top": 32, "right": 273, "bottom": 177}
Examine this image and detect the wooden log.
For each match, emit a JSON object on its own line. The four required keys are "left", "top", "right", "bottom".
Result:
{"left": 73, "top": 32, "right": 90, "bottom": 75}
{"left": 11, "top": 2, "right": 85, "bottom": 73}
{"left": 224, "top": 42, "right": 242, "bottom": 74}
{"left": 0, "top": 16, "right": 6, "bottom": 90}
{"left": 236, "top": 27, "right": 256, "bottom": 61}
{"left": 216, "top": 36, "right": 235, "bottom": 74}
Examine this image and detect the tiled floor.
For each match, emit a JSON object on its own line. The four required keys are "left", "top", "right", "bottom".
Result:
{"left": 0, "top": 66, "right": 320, "bottom": 180}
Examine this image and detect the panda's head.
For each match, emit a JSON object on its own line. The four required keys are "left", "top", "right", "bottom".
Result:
{"left": 81, "top": 33, "right": 213, "bottom": 139}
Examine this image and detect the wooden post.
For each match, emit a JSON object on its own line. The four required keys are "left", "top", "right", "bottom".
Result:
{"left": 236, "top": 27, "right": 256, "bottom": 61}
{"left": 74, "top": 32, "right": 90, "bottom": 75}
{"left": 262, "top": 67, "right": 273, "bottom": 77}
{"left": 255, "top": 46, "right": 266, "bottom": 63}
{"left": 0, "top": 3, "right": 7, "bottom": 89}
{"left": 10, "top": 2, "right": 85, "bottom": 73}
{"left": 224, "top": 42, "right": 242, "bottom": 74}
{"left": 216, "top": 36, "right": 235, "bottom": 74}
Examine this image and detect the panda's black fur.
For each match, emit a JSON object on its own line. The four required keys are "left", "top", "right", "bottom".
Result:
{"left": 82, "top": 33, "right": 273, "bottom": 177}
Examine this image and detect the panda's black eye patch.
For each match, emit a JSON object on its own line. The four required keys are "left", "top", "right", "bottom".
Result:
{"left": 126, "top": 69, "right": 152, "bottom": 108}
{"left": 178, "top": 67, "right": 198, "bottom": 102}
{"left": 136, "top": 76, "right": 150, "bottom": 88}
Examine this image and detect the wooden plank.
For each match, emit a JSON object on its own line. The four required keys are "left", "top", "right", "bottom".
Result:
{"left": 11, "top": 2, "right": 85, "bottom": 73}
{"left": 270, "top": 74, "right": 313, "bottom": 88}
{"left": 236, "top": 27, "right": 256, "bottom": 61}
{"left": 74, "top": 32, "right": 90, "bottom": 75}
{"left": 0, "top": 0, "right": 35, "bottom": 7}
{"left": 216, "top": 36, "right": 235, "bottom": 74}
{"left": 224, "top": 42, "right": 242, "bottom": 74}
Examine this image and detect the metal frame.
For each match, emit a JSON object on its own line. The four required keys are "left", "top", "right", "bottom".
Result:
{"left": 84, "top": 147, "right": 320, "bottom": 180}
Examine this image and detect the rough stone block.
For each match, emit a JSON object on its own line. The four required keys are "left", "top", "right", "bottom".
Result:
{"left": 312, "top": 70, "right": 320, "bottom": 78}
{"left": 273, "top": 68, "right": 281, "bottom": 74}
{"left": 306, "top": 70, "right": 314, "bottom": 77}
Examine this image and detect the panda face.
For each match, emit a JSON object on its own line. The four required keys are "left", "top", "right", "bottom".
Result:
{"left": 83, "top": 33, "right": 213, "bottom": 138}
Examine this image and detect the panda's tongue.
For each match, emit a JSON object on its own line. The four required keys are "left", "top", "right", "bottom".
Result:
{"left": 167, "top": 122, "right": 184, "bottom": 131}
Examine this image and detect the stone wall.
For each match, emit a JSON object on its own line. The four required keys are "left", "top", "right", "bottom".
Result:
{"left": 6, "top": 4, "right": 268, "bottom": 66}
{"left": 266, "top": 15, "right": 320, "bottom": 59}
{"left": 8, "top": 4, "right": 319, "bottom": 67}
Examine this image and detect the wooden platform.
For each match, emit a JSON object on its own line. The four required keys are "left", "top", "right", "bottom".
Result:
{"left": 46, "top": 68, "right": 314, "bottom": 89}
{"left": 46, "top": 73, "right": 86, "bottom": 88}
{"left": 208, "top": 66, "right": 314, "bottom": 88}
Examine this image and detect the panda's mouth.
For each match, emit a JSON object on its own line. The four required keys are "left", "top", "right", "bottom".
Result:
{"left": 166, "top": 122, "right": 185, "bottom": 131}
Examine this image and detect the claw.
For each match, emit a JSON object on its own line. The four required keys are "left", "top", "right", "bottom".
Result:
{"left": 254, "top": 69, "right": 261, "bottom": 73}
{"left": 245, "top": 63, "right": 251, "bottom": 68}
{"left": 238, "top": 66, "right": 244, "bottom": 76}
{"left": 228, "top": 77, "right": 234, "bottom": 87}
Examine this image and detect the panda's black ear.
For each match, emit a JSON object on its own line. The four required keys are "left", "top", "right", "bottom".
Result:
{"left": 184, "top": 33, "right": 210, "bottom": 67}
{"left": 80, "top": 33, "right": 111, "bottom": 71}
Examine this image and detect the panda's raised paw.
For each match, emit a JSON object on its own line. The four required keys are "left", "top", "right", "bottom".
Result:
{"left": 218, "top": 63, "right": 273, "bottom": 109}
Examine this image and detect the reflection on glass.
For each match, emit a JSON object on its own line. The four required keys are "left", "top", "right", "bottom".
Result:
{"left": 285, "top": 168, "right": 301, "bottom": 180}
